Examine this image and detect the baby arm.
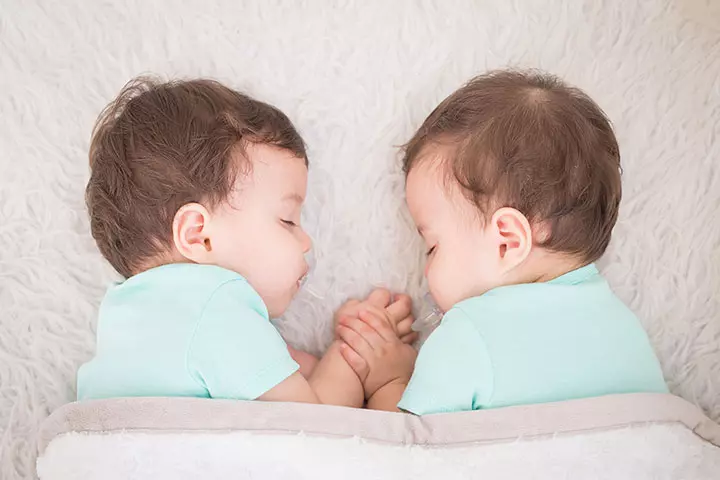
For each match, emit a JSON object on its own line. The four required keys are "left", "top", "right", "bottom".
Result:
{"left": 259, "top": 341, "right": 364, "bottom": 405}
{"left": 261, "top": 290, "right": 415, "bottom": 407}
{"left": 287, "top": 346, "right": 319, "bottom": 378}
{"left": 283, "top": 289, "right": 413, "bottom": 387}
{"left": 336, "top": 309, "right": 417, "bottom": 412}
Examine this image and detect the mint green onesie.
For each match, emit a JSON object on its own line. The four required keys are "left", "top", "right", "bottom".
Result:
{"left": 77, "top": 264, "right": 298, "bottom": 401}
{"left": 398, "top": 264, "right": 668, "bottom": 415}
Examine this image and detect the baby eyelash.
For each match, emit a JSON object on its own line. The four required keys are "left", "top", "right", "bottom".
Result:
{"left": 281, "top": 219, "right": 297, "bottom": 227}
{"left": 426, "top": 245, "right": 436, "bottom": 256}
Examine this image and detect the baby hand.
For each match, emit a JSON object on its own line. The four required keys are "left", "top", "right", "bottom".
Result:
{"left": 336, "top": 309, "right": 417, "bottom": 400}
{"left": 334, "top": 289, "right": 418, "bottom": 344}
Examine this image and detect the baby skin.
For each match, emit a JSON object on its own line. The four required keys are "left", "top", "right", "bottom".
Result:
{"left": 291, "top": 287, "right": 418, "bottom": 379}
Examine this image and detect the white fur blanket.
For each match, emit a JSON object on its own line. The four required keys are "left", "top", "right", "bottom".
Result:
{"left": 36, "top": 394, "right": 720, "bottom": 479}
{"left": 1, "top": 1, "right": 719, "bottom": 478}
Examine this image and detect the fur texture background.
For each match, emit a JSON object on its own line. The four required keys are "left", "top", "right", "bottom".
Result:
{"left": 0, "top": 1, "right": 718, "bottom": 478}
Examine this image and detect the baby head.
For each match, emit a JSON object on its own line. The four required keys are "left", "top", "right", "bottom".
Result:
{"left": 87, "top": 78, "right": 312, "bottom": 317}
{"left": 403, "top": 70, "right": 621, "bottom": 312}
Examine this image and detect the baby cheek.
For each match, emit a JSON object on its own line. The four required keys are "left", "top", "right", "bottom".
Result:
{"left": 425, "top": 265, "right": 447, "bottom": 309}
{"left": 426, "top": 256, "right": 457, "bottom": 312}
{"left": 424, "top": 259, "right": 441, "bottom": 299}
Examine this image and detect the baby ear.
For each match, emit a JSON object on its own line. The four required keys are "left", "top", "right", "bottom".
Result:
{"left": 489, "top": 207, "right": 533, "bottom": 272}
{"left": 172, "top": 203, "right": 213, "bottom": 264}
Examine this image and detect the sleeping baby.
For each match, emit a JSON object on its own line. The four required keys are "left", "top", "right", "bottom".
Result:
{"left": 337, "top": 69, "right": 668, "bottom": 413}
{"left": 77, "top": 77, "right": 417, "bottom": 407}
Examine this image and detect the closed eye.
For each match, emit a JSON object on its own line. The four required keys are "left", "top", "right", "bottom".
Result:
{"left": 426, "top": 245, "right": 436, "bottom": 257}
{"left": 281, "top": 219, "right": 297, "bottom": 228}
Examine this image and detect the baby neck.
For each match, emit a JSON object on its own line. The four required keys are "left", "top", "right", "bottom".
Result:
{"left": 515, "top": 249, "right": 587, "bottom": 285}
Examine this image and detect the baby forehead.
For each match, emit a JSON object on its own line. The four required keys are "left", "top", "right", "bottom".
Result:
{"left": 405, "top": 160, "right": 468, "bottom": 217}
{"left": 226, "top": 147, "right": 308, "bottom": 208}
{"left": 405, "top": 158, "right": 443, "bottom": 193}
{"left": 235, "top": 145, "right": 307, "bottom": 181}
{"left": 405, "top": 148, "right": 465, "bottom": 197}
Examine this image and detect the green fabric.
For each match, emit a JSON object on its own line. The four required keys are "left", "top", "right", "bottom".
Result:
{"left": 77, "top": 264, "right": 298, "bottom": 401}
{"left": 399, "top": 264, "right": 668, "bottom": 415}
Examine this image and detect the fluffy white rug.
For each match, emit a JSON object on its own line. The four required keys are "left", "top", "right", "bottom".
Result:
{"left": 1, "top": 1, "right": 718, "bottom": 478}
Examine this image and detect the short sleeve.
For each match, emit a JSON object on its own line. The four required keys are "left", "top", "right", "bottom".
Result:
{"left": 187, "top": 280, "right": 299, "bottom": 400}
{"left": 398, "top": 309, "right": 493, "bottom": 415}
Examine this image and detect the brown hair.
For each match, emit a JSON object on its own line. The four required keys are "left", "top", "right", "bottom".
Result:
{"left": 87, "top": 77, "right": 307, "bottom": 278}
{"left": 403, "top": 69, "right": 621, "bottom": 263}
